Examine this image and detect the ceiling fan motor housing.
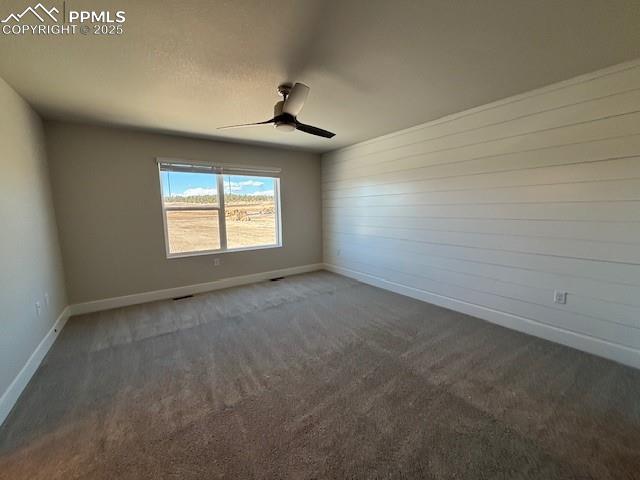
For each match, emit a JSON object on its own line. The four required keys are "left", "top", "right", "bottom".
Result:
{"left": 273, "top": 100, "right": 296, "bottom": 131}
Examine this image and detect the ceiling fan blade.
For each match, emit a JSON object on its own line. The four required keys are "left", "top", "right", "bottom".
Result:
{"left": 282, "top": 83, "right": 310, "bottom": 116}
{"left": 295, "top": 121, "right": 335, "bottom": 138}
{"left": 218, "top": 119, "right": 274, "bottom": 130}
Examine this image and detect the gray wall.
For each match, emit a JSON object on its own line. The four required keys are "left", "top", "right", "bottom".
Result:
{"left": 322, "top": 60, "right": 640, "bottom": 367}
{"left": 45, "top": 122, "right": 322, "bottom": 304}
{"left": 0, "top": 79, "right": 67, "bottom": 398}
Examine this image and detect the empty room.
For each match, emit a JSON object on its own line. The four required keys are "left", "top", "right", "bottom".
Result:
{"left": 1, "top": 1, "right": 640, "bottom": 478}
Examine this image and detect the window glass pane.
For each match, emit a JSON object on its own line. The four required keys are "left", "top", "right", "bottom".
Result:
{"left": 223, "top": 175, "right": 277, "bottom": 249}
{"left": 166, "top": 210, "right": 221, "bottom": 254}
{"left": 161, "top": 170, "right": 218, "bottom": 207}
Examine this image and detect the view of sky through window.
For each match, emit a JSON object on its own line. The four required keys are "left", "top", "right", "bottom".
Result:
{"left": 161, "top": 172, "right": 274, "bottom": 198}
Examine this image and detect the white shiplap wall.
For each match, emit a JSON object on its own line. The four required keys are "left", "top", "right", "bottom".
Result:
{"left": 322, "top": 59, "right": 640, "bottom": 369}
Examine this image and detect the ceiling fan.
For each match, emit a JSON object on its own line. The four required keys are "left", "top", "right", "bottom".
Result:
{"left": 218, "top": 83, "right": 335, "bottom": 138}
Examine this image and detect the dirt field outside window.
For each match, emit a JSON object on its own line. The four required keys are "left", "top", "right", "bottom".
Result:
{"left": 165, "top": 199, "right": 277, "bottom": 254}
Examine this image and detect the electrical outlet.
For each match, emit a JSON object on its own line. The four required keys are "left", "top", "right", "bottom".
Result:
{"left": 336, "top": 249, "right": 341, "bottom": 256}
{"left": 35, "top": 301, "right": 42, "bottom": 317}
{"left": 44, "top": 293, "right": 50, "bottom": 307}
{"left": 554, "top": 290, "right": 567, "bottom": 305}
{"left": 213, "top": 258, "right": 221, "bottom": 266}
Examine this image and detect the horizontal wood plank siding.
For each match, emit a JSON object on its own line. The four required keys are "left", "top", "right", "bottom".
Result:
{"left": 322, "top": 59, "right": 640, "bottom": 367}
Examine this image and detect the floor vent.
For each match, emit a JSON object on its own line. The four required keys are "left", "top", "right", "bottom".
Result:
{"left": 173, "top": 294, "right": 194, "bottom": 301}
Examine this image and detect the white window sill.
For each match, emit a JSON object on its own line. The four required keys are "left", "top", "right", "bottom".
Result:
{"left": 166, "top": 243, "right": 283, "bottom": 259}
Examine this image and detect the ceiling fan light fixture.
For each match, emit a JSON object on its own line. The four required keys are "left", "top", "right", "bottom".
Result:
{"left": 218, "top": 82, "right": 335, "bottom": 138}
{"left": 274, "top": 122, "right": 296, "bottom": 132}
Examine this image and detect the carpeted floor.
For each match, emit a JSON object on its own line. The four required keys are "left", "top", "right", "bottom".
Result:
{"left": 1, "top": 271, "right": 639, "bottom": 479}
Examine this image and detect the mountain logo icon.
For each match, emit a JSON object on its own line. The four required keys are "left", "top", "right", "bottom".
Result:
{"left": 1, "top": 3, "right": 59, "bottom": 23}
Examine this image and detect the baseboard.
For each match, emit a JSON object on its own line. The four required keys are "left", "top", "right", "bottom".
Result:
{"left": 70, "top": 263, "right": 325, "bottom": 316}
{"left": 324, "top": 263, "right": 640, "bottom": 370}
{"left": 0, "top": 306, "right": 71, "bottom": 427}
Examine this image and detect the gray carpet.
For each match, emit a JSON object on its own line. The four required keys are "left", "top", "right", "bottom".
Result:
{"left": 1, "top": 271, "right": 639, "bottom": 479}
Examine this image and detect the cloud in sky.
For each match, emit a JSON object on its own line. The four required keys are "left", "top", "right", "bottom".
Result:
{"left": 248, "top": 189, "right": 274, "bottom": 197}
{"left": 239, "top": 180, "right": 264, "bottom": 187}
{"left": 224, "top": 179, "right": 264, "bottom": 193}
{"left": 180, "top": 187, "right": 216, "bottom": 197}
{"left": 178, "top": 181, "right": 270, "bottom": 197}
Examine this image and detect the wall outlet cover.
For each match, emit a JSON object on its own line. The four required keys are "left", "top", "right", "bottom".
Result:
{"left": 554, "top": 290, "right": 568, "bottom": 305}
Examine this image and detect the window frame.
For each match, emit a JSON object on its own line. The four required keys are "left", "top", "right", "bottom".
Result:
{"left": 157, "top": 158, "right": 282, "bottom": 259}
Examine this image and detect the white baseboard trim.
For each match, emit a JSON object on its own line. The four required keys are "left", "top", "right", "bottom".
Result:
{"left": 70, "top": 263, "right": 325, "bottom": 316}
{"left": 0, "top": 306, "right": 71, "bottom": 427}
{"left": 324, "top": 263, "right": 640, "bottom": 370}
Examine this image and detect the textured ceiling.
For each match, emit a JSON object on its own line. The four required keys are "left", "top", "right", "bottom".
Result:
{"left": 1, "top": 0, "right": 639, "bottom": 152}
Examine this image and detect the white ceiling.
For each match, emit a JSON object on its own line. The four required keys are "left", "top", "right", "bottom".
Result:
{"left": 1, "top": 0, "right": 639, "bottom": 152}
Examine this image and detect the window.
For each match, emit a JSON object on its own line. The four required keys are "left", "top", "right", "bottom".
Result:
{"left": 158, "top": 159, "right": 281, "bottom": 257}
